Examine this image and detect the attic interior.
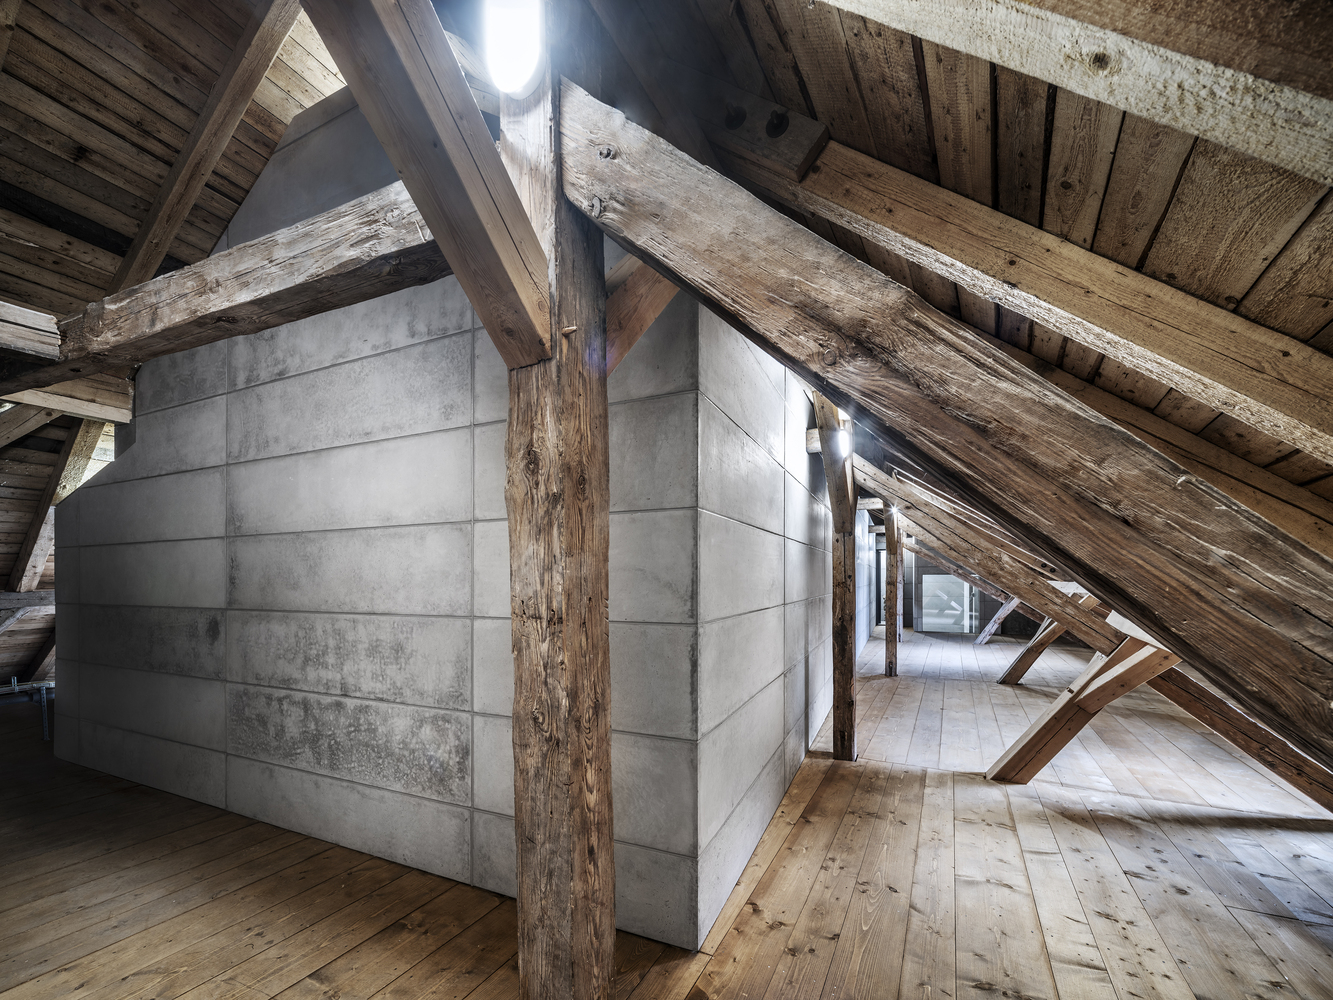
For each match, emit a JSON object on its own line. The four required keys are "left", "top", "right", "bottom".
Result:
{"left": 2, "top": 0, "right": 1333, "bottom": 997}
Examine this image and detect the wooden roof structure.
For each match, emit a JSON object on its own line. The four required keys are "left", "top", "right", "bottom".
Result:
{"left": 0, "top": 0, "right": 1330, "bottom": 995}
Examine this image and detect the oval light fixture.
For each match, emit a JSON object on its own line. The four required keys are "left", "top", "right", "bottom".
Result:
{"left": 483, "top": 0, "right": 543, "bottom": 97}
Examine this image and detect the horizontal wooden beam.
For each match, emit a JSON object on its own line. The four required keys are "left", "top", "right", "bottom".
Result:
{"left": 725, "top": 139, "right": 1333, "bottom": 466}
{"left": 0, "top": 590, "right": 54, "bottom": 608}
{"left": 557, "top": 80, "right": 1333, "bottom": 771}
{"left": 826, "top": 0, "right": 1333, "bottom": 185}
{"left": 0, "top": 184, "right": 450, "bottom": 396}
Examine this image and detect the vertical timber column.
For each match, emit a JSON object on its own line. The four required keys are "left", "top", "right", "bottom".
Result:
{"left": 814, "top": 394, "right": 856, "bottom": 761}
{"left": 503, "top": 10, "right": 613, "bottom": 999}
{"left": 885, "top": 509, "right": 900, "bottom": 677}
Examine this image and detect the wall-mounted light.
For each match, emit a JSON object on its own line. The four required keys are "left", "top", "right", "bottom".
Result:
{"left": 483, "top": 0, "right": 542, "bottom": 97}
{"left": 836, "top": 428, "right": 850, "bottom": 457}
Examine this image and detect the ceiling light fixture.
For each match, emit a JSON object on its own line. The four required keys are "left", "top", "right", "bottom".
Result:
{"left": 483, "top": 0, "right": 543, "bottom": 97}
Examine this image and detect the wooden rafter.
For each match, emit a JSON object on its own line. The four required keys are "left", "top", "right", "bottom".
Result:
{"left": 726, "top": 139, "right": 1333, "bottom": 466}
{"left": 302, "top": 0, "right": 551, "bottom": 369}
{"left": 108, "top": 0, "right": 304, "bottom": 293}
{"left": 996, "top": 594, "right": 1107, "bottom": 684}
{"left": 0, "top": 184, "right": 451, "bottom": 396}
{"left": 988, "top": 635, "right": 1181, "bottom": 782}
{"left": 826, "top": 0, "right": 1333, "bottom": 186}
{"left": 557, "top": 81, "right": 1333, "bottom": 772}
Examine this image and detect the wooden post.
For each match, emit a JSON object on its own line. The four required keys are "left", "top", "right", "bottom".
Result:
{"left": 814, "top": 392, "right": 856, "bottom": 761}
{"left": 885, "top": 508, "right": 900, "bottom": 676}
{"left": 502, "top": 8, "right": 613, "bottom": 998}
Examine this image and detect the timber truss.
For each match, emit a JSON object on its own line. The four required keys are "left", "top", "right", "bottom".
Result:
{"left": 2, "top": 1, "right": 1332, "bottom": 997}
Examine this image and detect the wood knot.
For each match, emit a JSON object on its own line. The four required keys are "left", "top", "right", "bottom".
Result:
{"left": 597, "top": 145, "right": 616, "bottom": 159}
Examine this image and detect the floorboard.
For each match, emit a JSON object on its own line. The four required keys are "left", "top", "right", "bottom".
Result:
{"left": 3, "top": 627, "right": 1332, "bottom": 999}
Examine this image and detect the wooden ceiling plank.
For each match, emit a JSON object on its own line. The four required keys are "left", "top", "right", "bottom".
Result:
{"left": 826, "top": 0, "right": 1333, "bottom": 186}
{"left": 1196, "top": 413, "right": 1299, "bottom": 470}
{"left": 559, "top": 80, "right": 1333, "bottom": 770}
{"left": 687, "top": 0, "right": 773, "bottom": 99}
{"left": 0, "top": 0, "right": 19, "bottom": 70}
{"left": 1238, "top": 195, "right": 1333, "bottom": 342}
{"left": 109, "top": 0, "right": 302, "bottom": 293}
{"left": 0, "top": 247, "right": 104, "bottom": 302}
{"left": 994, "top": 66, "right": 1049, "bottom": 351}
{"left": 65, "top": 0, "right": 221, "bottom": 98}
{"left": 0, "top": 210, "right": 117, "bottom": 277}
{"left": 731, "top": 0, "right": 813, "bottom": 116}
{"left": 302, "top": 0, "right": 550, "bottom": 370}
{"left": 1091, "top": 114, "right": 1194, "bottom": 269}
{"left": 920, "top": 42, "right": 995, "bottom": 334}
{"left": 1043, "top": 89, "right": 1122, "bottom": 250}
{"left": 15, "top": 630, "right": 55, "bottom": 684}
{"left": 0, "top": 272, "right": 81, "bottom": 317}
{"left": 842, "top": 16, "right": 936, "bottom": 182}
{"left": 0, "top": 405, "right": 59, "bottom": 450}
{"left": 725, "top": 139, "right": 1333, "bottom": 467}
{"left": 0, "top": 182, "right": 449, "bottom": 394}
{"left": 1141, "top": 141, "right": 1328, "bottom": 311}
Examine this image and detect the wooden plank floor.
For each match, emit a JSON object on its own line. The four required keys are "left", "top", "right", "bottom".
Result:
{"left": 4, "top": 630, "right": 1333, "bottom": 999}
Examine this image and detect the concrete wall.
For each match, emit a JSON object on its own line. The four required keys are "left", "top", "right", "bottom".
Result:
{"left": 53, "top": 89, "right": 838, "bottom": 952}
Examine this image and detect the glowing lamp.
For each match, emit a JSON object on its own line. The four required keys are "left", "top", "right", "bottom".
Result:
{"left": 484, "top": 0, "right": 543, "bottom": 96}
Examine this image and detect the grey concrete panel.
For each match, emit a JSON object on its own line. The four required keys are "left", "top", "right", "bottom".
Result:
{"left": 53, "top": 696, "right": 77, "bottom": 761}
{"left": 698, "top": 677, "right": 784, "bottom": 847}
{"left": 698, "top": 606, "right": 784, "bottom": 736}
{"left": 784, "top": 724, "right": 805, "bottom": 784}
{"left": 53, "top": 658, "right": 78, "bottom": 716}
{"left": 54, "top": 546, "right": 79, "bottom": 605}
{"left": 613, "top": 733, "right": 697, "bottom": 855}
{"left": 784, "top": 473, "right": 825, "bottom": 550}
{"left": 608, "top": 293, "right": 699, "bottom": 404}
{"left": 223, "top": 105, "right": 401, "bottom": 246}
{"left": 473, "top": 421, "right": 506, "bottom": 521}
{"left": 92, "top": 396, "right": 226, "bottom": 485}
{"left": 783, "top": 372, "right": 822, "bottom": 494}
{"left": 609, "top": 622, "right": 695, "bottom": 740}
{"left": 230, "top": 278, "right": 475, "bottom": 390}
{"left": 55, "top": 602, "right": 78, "bottom": 662}
{"left": 55, "top": 489, "right": 79, "bottom": 547}
{"left": 698, "top": 513, "right": 783, "bottom": 622}
{"left": 82, "top": 539, "right": 227, "bottom": 608}
{"left": 227, "top": 686, "right": 470, "bottom": 803}
{"left": 784, "top": 658, "right": 805, "bottom": 735}
{"left": 697, "top": 309, "right": 785, "bottom": 462}
{"left": 137, "top": 341, "right": 229, "bottom": 414}
{"left": 80, "top": 606, "right": 224, "bottom": 679}
{"left": 610, "top": 393, "right": 698, "bottom": 512}
{"left": 697, "top": 745, "right": 786, "bottom": 946}
{"left": 226, "top": 757, "right": 471, "bottom": 880}
{"left": 228, "top": 523, "right": 470, "bottom": 615}
{"left": 78, "top": 469, "right": 225, "bottom": 545}
{"left": 227, "top": 611, "right": 469, "bottom": 709}
{"left": 228, "top": 335, "right": 471, "bottom": 463}
{"left": 473, "top": 617, "right": 513, "bottom": 715}
{"left": 472, "top": 809, "right": 516, "bottom": 897}
{"left": 615, "top": 842, "right": 697, "bottom": 950}
{"left": 698, "top": 398, "right": 783, "bottom": 535}
{"left": 227, "top": 429, "right": 472, "bottom": 536}
{"left": 79, "top": 721, "right": 225, "bottom": 806}
{"left": 81, "top": 664, "right": 226, "bottom": 749}
{"left": 472, "top": 714, "right": 513, "bottom": 816}
{"left": 784, "top": 539, "right": 829, "bottom": 605}
{"left": 609, "top": 510, "right": 697, "bottom": 624}
{"left": 474, "top": 329, "right": 508, "bottom": 425}
{"left": 472, "top": 520, "right": 510, "bottom": 619}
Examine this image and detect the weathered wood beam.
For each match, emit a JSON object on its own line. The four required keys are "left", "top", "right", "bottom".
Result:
{"left": 0, "top": 184, "right": 451, "bottom": 396}
{"left": 975, "top": 596, "right": 1022, "bottom": 646}
{"left": 0, "top": 590, "right": 54, "bottom": 608}
{"left": 17, "top": 631, "right": 55, "bottom": 685}
{"left": 109, "top": 0, "right": 303, "bottom": 292}
{"left": 988, "top": 333, "right": 1333, "bottom": 561}
{"left": 988, "top": 636, "right": 1181, "bottom": 782}
{"left": 826, "top": 0, "right": 1333, "bottom": 186}
{"left": 814, "top": 392, "right": 856, "bottom": 760}
{"left": 885, "top": 508, "right": 901, "bottom": 676}
{"left": 857, "top": 461, "right": 1121, "bottom": 653}
{"left": 724, "top": 139, "right": 1333, "bottom": 466}
{"left": 501, "top": 13, "right": 614, "bottom": 998}
{"left": 5, "top": 378, "right": 131, "bottom": 424}
{"left": 1148, "top": 668, "right": 1333, "bottom": 815}
{"left": 7, "top": 418, "right": 104, "bottom": 592}
{"left": 558, "top": 82, "right": 1333, "bottom": 772}
{"left": 0, "top": 0, "right": 20, "bottom": 73}
{"left": 996, "top": 594, "right": 1108, "bottom": 684}
{"left": 303, "top": 0, "right": 550, "bottom": 369}
{"left": 0, "top": 405, "right": 58, "bottom": 449}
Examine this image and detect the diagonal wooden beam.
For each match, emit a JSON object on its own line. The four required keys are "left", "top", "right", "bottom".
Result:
{"left": 7, "top": 419, "right": 104, "bottom": 592}
{"left": 975, "top": 596, "right": 1023, "bottom": 646}
{"left": 108, "top": 0, "right": 303, "bottom": 293}
{"left": 0, "top": 184, "right": 451, "bottom": 395}
{"left": 16, "top": 630, "right": 55, "bottom": 685}
{"left": 557, "top": 82, "right": 1333, "bottom": 772}
{"left": 0, "top": 405, "right": 58, "bottom": 449}
{"left": 814, "top": 391, "right": 856, "bottom": 760}
{"left": 723, "top": 138, "right": 1333, "bottom": 466}
{"left": 988, "top": 636, "right": 1181, "bottom": 782}
{"left": 605, "top": 261, "right": 677, "bottom": 373}
{"left": 825, "top": 0, "right": 1333, "bottom": 186}
{"left": 303, "top": 0, "right": 550, "bottom": 369}
{"left": 996, "top": 594, "right": 1109, "bottom": 684}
